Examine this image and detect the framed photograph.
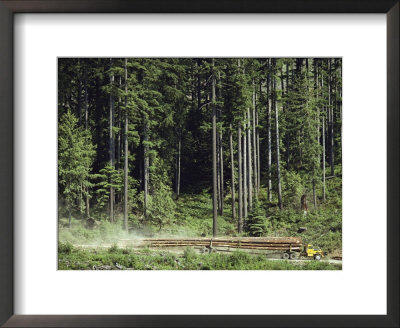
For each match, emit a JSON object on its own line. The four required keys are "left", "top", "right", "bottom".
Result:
{"left": 1, "top": 1, "right": 398, "bottom": 327}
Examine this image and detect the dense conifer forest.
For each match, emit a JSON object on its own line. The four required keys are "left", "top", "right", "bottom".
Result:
{"left": 58, "top": 58, "right": 342, "bottom": 267}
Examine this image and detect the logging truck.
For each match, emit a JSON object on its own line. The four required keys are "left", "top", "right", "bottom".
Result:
{"left": 137, "top": 237, "right": 326, "bottom": 261}
{"left": 301, "top": 244, "right": 326, "bottom": 261}
{"left": 282, "top": 243, "right": 325, "bottom": 261}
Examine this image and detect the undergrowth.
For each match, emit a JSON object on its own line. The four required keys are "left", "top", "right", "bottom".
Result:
{"left": 59, "top": 172, "right": 341, "bottom": 256}
{"left": 58, "top": 243, "right": 341, "bottom": 271}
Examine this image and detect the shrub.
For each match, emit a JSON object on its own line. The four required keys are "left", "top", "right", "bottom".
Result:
{"left": 282, "top": 170, "right": 304, "bottom": 208}
{"left": 108, "top": 243, "right": 119, "bottom": 253}
{"left": 246, "top": 201, "right": 268, "bottom": 236}
{"left": 183, "top": 247, "right": 197, "bottom": 262}
{"left": 146, "top": 182, "right": 176, "bottom": 231}
{"left": 58, "top": 241, "right": 73, "bottom": 254}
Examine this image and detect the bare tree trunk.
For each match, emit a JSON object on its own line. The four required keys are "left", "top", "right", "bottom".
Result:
{"left": 77, "top": 59, "right": 82, "bottom": 126}
{"left": 68, "top": 207, "right": 72, "bottom": 228}
{"left": 217, "top": 132, "right": 221, "bottom": 213}
{"left": 238, "top": 123, "right": 243, "bottom": 233}
{"left": 243, "top": 120, "right": 248, "bottom": 218}
{"left": 218, "top": 71, "right": 224, "bottom": 215}
{"left": 123, "top": 58, "right": 129, "bottom": 231}
{"left": 109, "top": 58, "right": 114, "bottom": 223}
{"left": 79, "top": 184, "right": 83, "bottom": 214}
{"left": 143, "top": 120, "right": 149, "bottom": 219}
{"left": 330, "top": 59, "right": 335, "bottom": 176}
{"left": 174, "top": 127, "right": 179, "bottom": 199}
{"left": 229, "top": 124, "right": 236, "bottom": 220}
{"left": 84, "top": 62, "right": 90, "bottom": 218}
{"left": 281, "top": 63, "right": 290, "bottom": 170}
{"left": 274, "top": 70, "right": 283, "bottom": 210}
{"left": 316, "top": 60, "right": 320, "bottom": 159}
{"left": 175, "top": 142, "right": 178, "bottom": 194}
{"left": 139, "top": 153, "right": 143, "bottom": 192}
{"left": 315, "top": 60, "right": 320, "bottom": 209}
{"left": 86, "top": 192, "right": 90, "bottom": 218}
{"left": 177, "top": 137, "right": 181, "bottom": 199}
{"left": 247, "top": 107, "right": 252, "bottom": 211}
{"left": 313, "top": 179, "right": 317, "bottom": 210}
{"left": 339, "top": 62, "right": 342, "bottom": 122}
{"left": 267, "top": 69, "right": 272, "bottom": 202}
{"left": 322, "top": 112, "right": 326, "bottom": 201}
{"left": 116, "top": 77, "right": 122, "bottom": 174}
{"left": 216, "top": 131, "right": 223, "bottom": 215}
{"left": 252, "top": 80, "right": 258, "bottom": 198}
{"left": 197, "top": 59, "right": 201, "bottom": 111}
{"left": 219, "top": 131, "right": 224, "bottom": 215}
{"left": 321, "top": 69, "right": 326, "bottom": 201}
{"left": 84, "top": 63, "right": 88, "bottom": 130}
{"left": 256, "top": 110, "right": 260, "bottom": 194}
{"left": 211, "top": 58, "right": 218, "bottom": 237}
{"left": 284, "top": 63, "right": 290, "bottom": 170}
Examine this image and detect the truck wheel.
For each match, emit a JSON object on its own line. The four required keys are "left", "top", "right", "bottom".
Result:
{"left": 314, "top": 254, "right": 321, "bottom": 261}
{"left": 289, "top": 253, "right": 296, "bottom": 260}
{"left": 282, "top": 253, "right": 290, "bottom": 260}
{"left": 201, "top": 247, "right": 209, "bottom": 254}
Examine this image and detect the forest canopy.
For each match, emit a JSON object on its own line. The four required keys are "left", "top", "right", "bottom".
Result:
{"left": 58, "top": 58, "right": 342, "bottom": 249}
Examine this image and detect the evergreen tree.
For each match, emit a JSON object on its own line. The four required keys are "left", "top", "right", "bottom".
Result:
{"left": 58, "top": 57, "right": 342, "bottom": 235}
{"left": 246, "top": 201, "right": 268, "bottom": 237}
{"left": 58, "top": 110, "right": 96, "bottom": 225}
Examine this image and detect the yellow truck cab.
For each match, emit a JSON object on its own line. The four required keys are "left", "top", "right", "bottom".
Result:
{"left": 303, "top": 244, "right": 324, "bottom": 260}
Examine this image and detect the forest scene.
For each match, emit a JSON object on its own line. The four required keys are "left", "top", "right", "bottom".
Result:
{"left": 58, "top": 58, "right": 342, "bottom": 270}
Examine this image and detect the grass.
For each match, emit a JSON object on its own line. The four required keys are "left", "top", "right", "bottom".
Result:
{"left": 58, "top": 243, "right": 341, "bottom": 270}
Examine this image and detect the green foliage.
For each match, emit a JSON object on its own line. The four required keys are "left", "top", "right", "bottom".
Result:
{"left": 58, "top": 110, "right": 96, "bottom": 215}
{"left": 281, "top": 170, "right": 304, "bottom": 208}
{"left": 108, "top": 243, "right": 119, "bottom": 253}
{"left": 58, "top": 247, "right": 341, "bottom": 270}
{"left": 58, "top": 241, "right": 73, "bottom": 254}
{"left": 93, "top": 164, "right": 123, "bottom": 209}
{"left": 58, "top": 58, "right": 342, "bottom": 259}
{"left": 173, "top": 192, "right": 235, "bottom": 237}
{"left": 246, "top": 201, "right": 269, "bottom": 236}
{"left": 145, "top": 181, "right": 176, "bottom": 230}
{"left": 183, "top": 247, "right": 197, "bottom": 262}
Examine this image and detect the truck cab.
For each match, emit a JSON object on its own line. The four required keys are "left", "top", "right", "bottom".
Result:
{"left": 303, "top": 244, "right": 324, "bottom": 260}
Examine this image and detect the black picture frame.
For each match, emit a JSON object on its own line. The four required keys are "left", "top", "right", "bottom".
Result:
{"left": 0, "top": 1, "right": 398, "bottom": 327}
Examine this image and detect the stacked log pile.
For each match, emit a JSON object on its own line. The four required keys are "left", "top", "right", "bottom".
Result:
{"left": 142, "top": 237, "right": 302, "bottom": 251}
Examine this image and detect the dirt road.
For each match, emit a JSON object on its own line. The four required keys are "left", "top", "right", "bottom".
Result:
{"left": 70, "top": 242, "right": 342, "bottom": 265}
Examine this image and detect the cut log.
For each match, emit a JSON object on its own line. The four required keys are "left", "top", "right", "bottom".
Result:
{"left": 134, "top": 237, "right": 303, "bottom": 252}
{"left": 143, "top": 237, "right": 301, "bottom": 244}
